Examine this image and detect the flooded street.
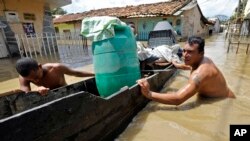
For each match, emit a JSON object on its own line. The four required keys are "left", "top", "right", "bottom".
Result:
{"left": 116, "top": 33, "right": 250, "bottom": 141}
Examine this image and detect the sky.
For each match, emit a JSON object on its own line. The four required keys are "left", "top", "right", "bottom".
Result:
{"left": 62, "top": 0, "right": 239, "bottom": 18}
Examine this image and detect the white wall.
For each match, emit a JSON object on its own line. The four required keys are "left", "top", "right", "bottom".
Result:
{"left": 181, "top": 6, "right": 208, "bottom": 38}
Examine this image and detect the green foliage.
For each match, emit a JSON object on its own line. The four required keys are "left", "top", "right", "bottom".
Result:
{"left": 230, "top": 13, "right": 237, "bottom": 21}
{"left": 51, "top": 8, "right": 67, "bottom": 15}
{"left": 229, "top": 0, "right": 245, "bottom": 21}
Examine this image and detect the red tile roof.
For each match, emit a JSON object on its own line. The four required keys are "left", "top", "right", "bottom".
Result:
{"left": 53, "top": 0, "right": 191, "bottom": 24}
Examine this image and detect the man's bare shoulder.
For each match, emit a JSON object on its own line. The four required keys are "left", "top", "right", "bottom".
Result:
{"left": 195, "top": 57, "right": 214, "bottom": 72}
{"left": 43, "top": 63, "right": 63, "bottom": 68}
{"left": 202, "top": 56, "right": 214, "bottom": 65}
{"left": 192, "top": 57, "right": 219, "bottom": 84}
{"left": 42, "top": 63, "right": 64, "bottom": 72}
{"left": 191, "top": 65, "right": 210, "bottom": 84}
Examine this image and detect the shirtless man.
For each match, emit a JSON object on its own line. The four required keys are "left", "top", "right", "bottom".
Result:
{"left": 137, "top": 36, "right": 235, "bottom": 105}
{"left": 16, "top": 57, "right": 94, "bottom": 95}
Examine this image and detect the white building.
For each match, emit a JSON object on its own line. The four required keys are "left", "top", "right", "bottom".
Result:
{"left": 209, "top": 18, "right": 221, "bottom": 33}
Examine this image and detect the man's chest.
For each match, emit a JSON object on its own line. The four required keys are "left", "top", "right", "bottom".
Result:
{"left": 33, "top": 74, "right": 65, "bottom": 88}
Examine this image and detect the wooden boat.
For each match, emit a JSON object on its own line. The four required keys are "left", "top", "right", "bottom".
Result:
{"left": 0, "top": 65, "right": 176, "bottom": 141}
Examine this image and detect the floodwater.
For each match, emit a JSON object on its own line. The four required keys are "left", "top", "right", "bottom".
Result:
{"left": 116, "top": 34, "right": 250, "bottom": 141}
{"left": 0, "top": 33, "right": 250, "bottom": 141}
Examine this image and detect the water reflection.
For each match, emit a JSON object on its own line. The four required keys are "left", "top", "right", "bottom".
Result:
{"left": 116, "top": 33, "right": 250, "bottom": 141}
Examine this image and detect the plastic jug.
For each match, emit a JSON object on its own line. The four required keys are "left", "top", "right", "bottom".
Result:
{"left": 92, "top": 25, "right": 140, "bottom": 97}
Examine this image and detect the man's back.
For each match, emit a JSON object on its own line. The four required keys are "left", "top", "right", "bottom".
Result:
{"left": 191, "top": 57, "right": 234, "bottom": 98}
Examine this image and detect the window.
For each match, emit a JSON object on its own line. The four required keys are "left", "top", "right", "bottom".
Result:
{"left": 176, "top": 19, "right": 181, "bottom": 26}
{"left": 22, "top": 23, "right": 36, "bottom": 37}
{"left": 63, "top": 29, "right": 71, "bottom": 39}
{"left": 63, "top": 29, "right": 71, "bottom": 34}
{"left": 55, "top": 27, "right": 59, "bottom": 33}
{"left": 5, "top": 11, "right": 19, "bottom": 23}
{"left": 23, "top": 13, "right": 36, "bottom": 21}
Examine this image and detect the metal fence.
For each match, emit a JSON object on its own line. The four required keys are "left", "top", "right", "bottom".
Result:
{"left": 15, "top": 31, "right": 151, "bottom": 65}
{"left": 15, "top": 32, "right": 92, "bottom": 65}
{"left": 226, "top": 34, "right": 250, "bottom": 54}
{"left": 137, "top": 31, "right": 150, "bottom": 41}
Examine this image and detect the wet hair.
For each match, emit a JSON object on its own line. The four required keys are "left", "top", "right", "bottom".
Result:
{"left": 187, "top": 36, "right": 205, "bottom": 53}
{"left": 16, "top": 57, "right": 39, "bottom": 77}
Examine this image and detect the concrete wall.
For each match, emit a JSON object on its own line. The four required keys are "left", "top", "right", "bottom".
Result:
{"left": 54, "top": 23, "right": 81, "bottom": 33}
{"left": 214, "top": 19, "right": 220, "bottom": 33}
{"left": 0, "top": 0, "right": 58, "bottom": 56}
{"left": 182, "top": 6, "right": 208, "bottom": 39}
{"left": 0, "top": 0, "right": 45, "bottom": 56}
{"left": 0, "top": 0, "right": 44, "bottom": 34}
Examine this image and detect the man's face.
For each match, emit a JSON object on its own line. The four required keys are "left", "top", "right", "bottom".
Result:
{"left": 183, "top": 43, "right": 203, "bottom": 66}
{"left": 24, "top": 66, "right": 43, "bottom": 83}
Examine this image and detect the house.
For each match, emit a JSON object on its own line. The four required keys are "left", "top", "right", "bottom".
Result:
{"left": 53, "top": 13, "right": 83, "bottom": 34}
{"left": 209, "top": 17, "right": 221, "bottom": 33}
{"left": 0, "top": 0, "right": 71, "bottom": 58}
{"left": 53, "top": 0, "right": 211, "bottom": 42}
{"left": 240, "top": 0, "right": 250, "bottom": 35}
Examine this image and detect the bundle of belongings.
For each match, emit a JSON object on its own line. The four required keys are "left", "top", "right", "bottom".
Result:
{"left": 137, "top": 43, "right": 183, "bottom": 70}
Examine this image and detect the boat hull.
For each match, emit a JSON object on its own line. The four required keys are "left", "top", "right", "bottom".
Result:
{"left": 0, "top": 66, "right": 176, "bottom": 141}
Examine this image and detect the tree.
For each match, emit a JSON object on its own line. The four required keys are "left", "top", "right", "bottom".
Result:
{"left": 51, "top": 8, "right": 67, "bottom": 15}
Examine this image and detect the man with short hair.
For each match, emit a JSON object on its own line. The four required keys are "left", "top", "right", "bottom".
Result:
{"left": 137, "top": 36, "right": 235, "bottom": 105}
{"left": 16, "top": 57, "right": 94, "bottom": 95}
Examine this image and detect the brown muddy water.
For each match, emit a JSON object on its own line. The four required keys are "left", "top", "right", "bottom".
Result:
{"left": 116, "top": 34, "right": 250, "bottom": 141}
{"left": 0, "top": 33, "right": 250, "bottom": 141}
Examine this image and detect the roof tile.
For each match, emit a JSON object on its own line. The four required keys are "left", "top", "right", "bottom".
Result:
{"left": 53, "top": 0, "right": 190, "bottom": 24}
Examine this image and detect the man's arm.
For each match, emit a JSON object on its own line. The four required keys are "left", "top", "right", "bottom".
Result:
{"left": 172, "top": 61, "right": 192, "bottom": 70}
{"left": 56, "top": 64, "right": 94, "bottom": 77}
{"left": 137, "top": 74, "right": 200, "bottom": 105}
{"left": 18, "top": 76, "right": 49, "bottom": 95}
{"left": 18, "top": 76, "right": 31, "bottom": 93}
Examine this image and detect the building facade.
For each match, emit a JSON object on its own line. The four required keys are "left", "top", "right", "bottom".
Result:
{"left": 53, "top": 0, "right": 210, "bottom": 43}
{"left": 0, "top": 0, "right": 71, "bottom": 58}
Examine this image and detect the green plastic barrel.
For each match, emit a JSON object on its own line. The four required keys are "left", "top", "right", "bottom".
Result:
{"left": 92, "top": 25, "right": 140, "bottom": 97}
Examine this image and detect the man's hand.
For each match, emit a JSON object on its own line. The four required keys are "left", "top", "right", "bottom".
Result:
{"left": 137, "top": 78, "right": 152, "bottom": 99}
{"left": 171, "top": 60, "right": 180, "bottom": 67}
{"left": 37, "top": 86, "right": 50, "bottom": 96}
